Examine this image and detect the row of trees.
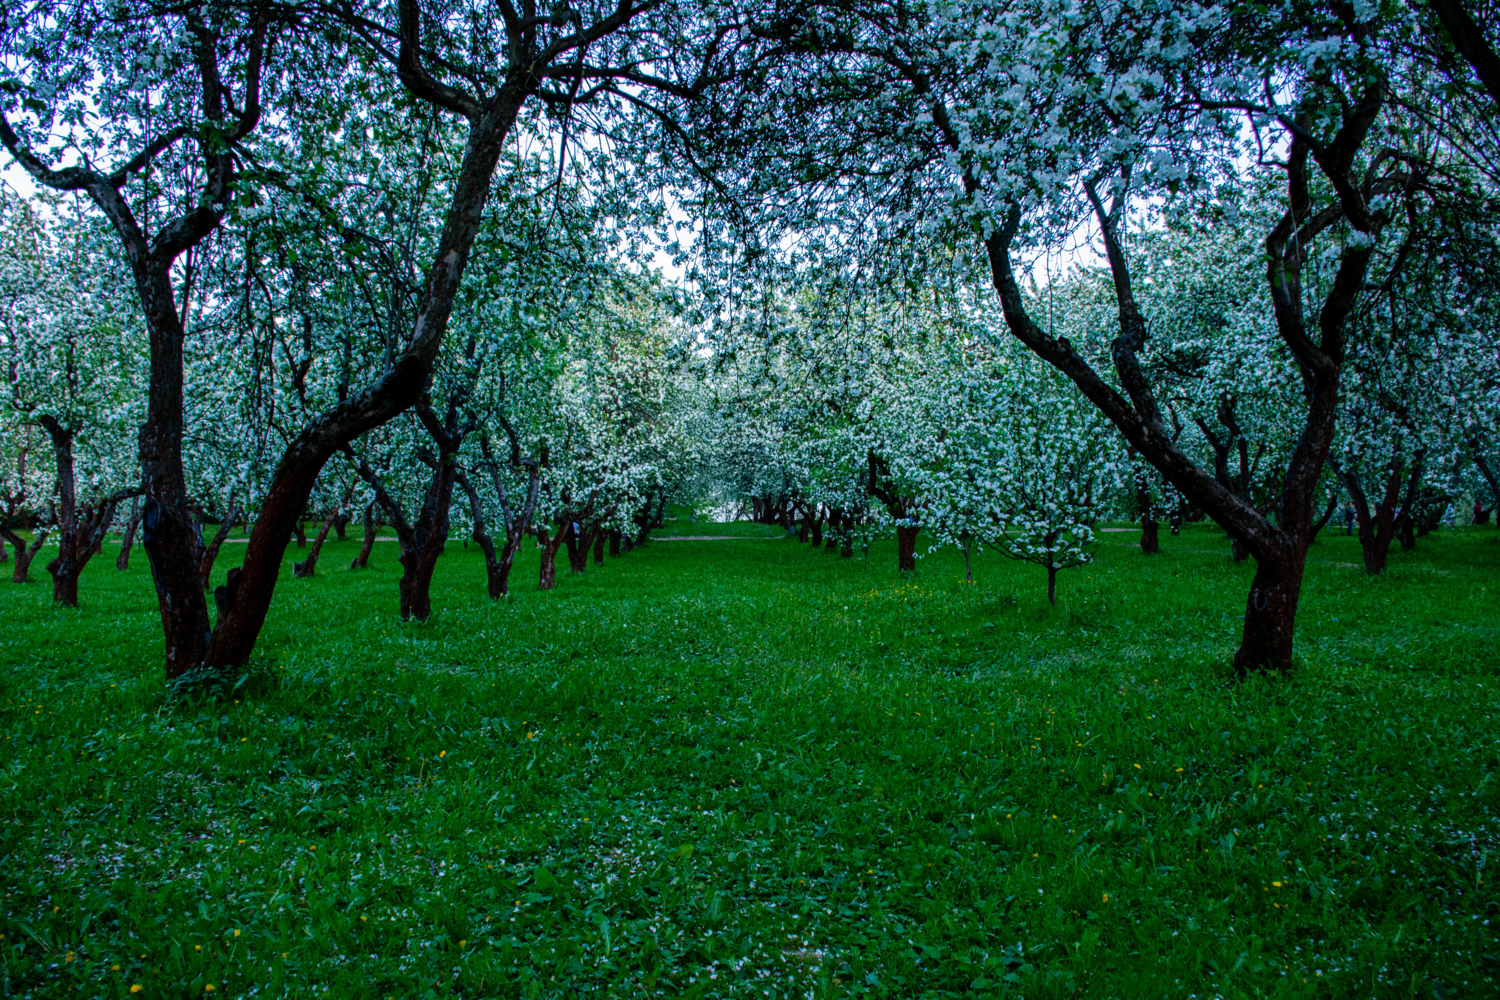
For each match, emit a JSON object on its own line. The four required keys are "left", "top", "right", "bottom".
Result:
{"left": 1, "top": 0, "right": 1497, "bottom": 677}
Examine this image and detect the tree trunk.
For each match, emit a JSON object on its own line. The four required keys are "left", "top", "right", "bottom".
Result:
{"left": 198, "top": 506, "right": 243, "bottom": 588}
{"left": 593, "top": 529, "right": 605, "bottom": 566}
{"left": 351, "top": 502, "right": 378, "bottom": 570}
{"left": 116, "top": 498, "right": 142, "bottom": 570}
{"left": 1307, "top": 492, "right": 1338, "bottom": 545}
{"left": 1, "top": 525, "right": 48, "bottom": 584}
{"left": 1342, "top": 463, "right": 1401, "bottom": 575}
{"left": 963, "top": 541, "right": 973, "bottom": 583}
{"left": 292, "top": 512, "right": 334, "bottom": 578}
{"left": 810, "top": 513, "right": 823, "bottom": 547}
{"left": 1140, "top": 517, "right": 1160, "bottom": 555}
{"left": 1137, "top": 479, "right": 1159, "bottom": 554}
{"left": 1398, "top": 514, "right": 1416, "bottom": 550}
{"left": 0, "top": 534, "right": 6, "bottom": 563}
{"left": 494, "top": 526, "right": 526, "bottom": 597}
{"left": 38, "top": 417, "right": 125, "bottom": 607}
{"left": 608, "top": 529, "right": 621, "bottom": 557}
{"left": 458, "top": 472, "right": 506, "bottom": 598}
{"left": 293, "top": 519, "right": 307, "bottom": 548}
{"left": 895, "top": 524, "right": 919, "bottom": 572}
{"left": 1232, "top": 548, "right": 1303, "bottom": 677}
{"left": 1429, "top": 0, "right": 1500, "bottom": 109}
{"left": 537, "top": 527, "right": 561, "bottom": 591}
{"left": 1397, "top": 453, "right": 1423, "bottom": 551}
{"left": 1046, "top": 563, "right": 1057, "bottom": 605}
{"left": 564, "top": 520, "right": 586, "bottom": 572}
{"left": 334, "top": 511, "right": 350, "bottom": 541}
{"left": 399, "top": 531, "right": 445, "bottom": 620}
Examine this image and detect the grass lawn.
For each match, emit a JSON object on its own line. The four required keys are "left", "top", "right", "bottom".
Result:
{"left": 1, "top": 522, "right": 1498, "bottom": 998}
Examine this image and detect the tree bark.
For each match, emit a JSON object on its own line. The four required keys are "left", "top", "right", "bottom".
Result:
{"left": 537, "top": 526, "right": 561, "bottom": 591}
{"left": 1472, "top": 446, "right": 1500, "bottom": 523}
{"left": 1397, "top": 454, "right": 1424, "bottom": 551}
{"left": 351, "top": 502, "right": 378, "bottom": 570}
{"left": 1138, "top": 477, "right": 1160, "bottom": 555}
{"left": 1308, "top": 492, "right": 1339, "bottom": 545}
{"left": 1233, "top": 550, "right": 1302, "bottom": 670}
{"left": 593, "top": 528, "right": 605, "bottom": 566}
{"left": 37, "top": 416, "right": 129, "bottom": 607}
{"left": 116, "top": 498, "right": 142, "bottom": 570}
{"left": 1046, "top": 564, "right": 1057, "bottom": 605}
{"left": 1429, "top": 0, "right": 1500, "bottom": 108}
{"left": 292, "top": 511, "right": 335, "bottom": 578}
{"left": 565, "top": 519, "right": 586, "bottom": 572}
{"left": 608, "top": 529, "right": 622, "bottom": 557}
{"left": 810, "top": 512, "right": 823, "bottom": 547}
{"left": 198, "top": 505, "right": 243, "bottom": 588}
{"left": 293, "top": 519, "right": 307, "bottom": 548}
{"left": 895, "top": 524, "right": 919, "bottom": 572}
{"left": 0, "top": 524, "right": 49, "bottom": 584}
{"left": 457, "top": 472, "right": 505, "bottom": 599}
{"left": 1339, "top": 460, "right": 1403, "bottom": 575}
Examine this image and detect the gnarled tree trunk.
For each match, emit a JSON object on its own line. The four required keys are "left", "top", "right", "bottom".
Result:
{"left": 982, "top": 86, "right": 1385, "bottom": 673}
{"left": 1339, "top": 456, "right": 1406, "bottom": 575}
{"left": 36, "top": 416, "right": 131, "bottom": 607}
{"left": 116, "top": 498, "right": 142, "bottom": 570}
{"left": 198, "top": 505, "right": 243, "bottom": 588}
{"left": 0, "top": 523, "right": 49, "bottom": 584}
{"left": 537, "top": 526, "right": 562, "bottom": 591}
{"left": 292, "top": 510, "right": 335, "bottom": 578}
{"left": 351, "top": 502, "right": 378, "bottom": 570}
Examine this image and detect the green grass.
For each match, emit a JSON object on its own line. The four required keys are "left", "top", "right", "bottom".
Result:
{"left": 1, "top": 523, "right": 1498, "bottom": 998}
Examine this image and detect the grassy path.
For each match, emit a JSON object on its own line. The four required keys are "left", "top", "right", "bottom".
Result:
{"left": 1, "top": 524, "right": 1497, "bottom": 998}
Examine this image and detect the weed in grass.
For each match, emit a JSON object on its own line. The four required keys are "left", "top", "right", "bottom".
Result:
{"left": 0, "top": 522, "right": 1497, "bottom": 997}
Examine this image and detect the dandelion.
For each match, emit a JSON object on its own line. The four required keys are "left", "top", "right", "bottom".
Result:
{"left": 1103, "top": 894, "right": 1109, "bottom": 902}
{"left": 205, "top": 985, "right": 216, "bottom": 992}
